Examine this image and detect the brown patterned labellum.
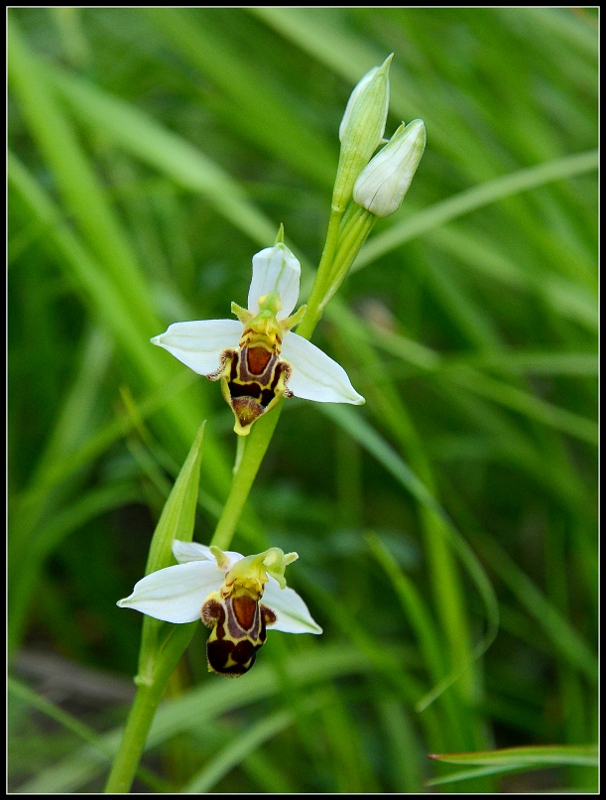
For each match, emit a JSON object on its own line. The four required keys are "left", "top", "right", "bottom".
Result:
{"left": 202, "top": 592, "right": 277, "bottom": 677}
{"left": 209, "top": 344, "right": 292, "bottom": 435}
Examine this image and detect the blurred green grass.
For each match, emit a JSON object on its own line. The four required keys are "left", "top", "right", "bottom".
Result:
{"left": 8, "top": 7, "right": 597, "bottom": 793}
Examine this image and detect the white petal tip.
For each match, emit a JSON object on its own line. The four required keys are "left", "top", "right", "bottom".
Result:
{"left": 267, "top": 619, "right": 323, "bottom": 635}
{"left": 150, "top": 336, "right": 162, "bottom": 346}
{"left": 340, "top": 391, "right": 365, "bottom": 405}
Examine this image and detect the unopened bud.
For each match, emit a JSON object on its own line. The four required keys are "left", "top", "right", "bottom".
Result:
{"left": 353, "top": 119, "right": 426, "bottom": 217}
{"left": 333, "top": 54, "right": 393, "bottom": 212}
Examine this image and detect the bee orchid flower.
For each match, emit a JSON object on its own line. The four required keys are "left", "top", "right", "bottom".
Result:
{"left": 152, "top": 241, "right": 364, "bottom": 435}
{"left": 118, "top": 540, "right": 322, "bottom": 677}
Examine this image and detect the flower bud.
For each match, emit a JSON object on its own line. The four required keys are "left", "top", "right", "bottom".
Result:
{"left": 332, "top": 54, "right": 393, "bottom": 212}
{"left": 353, "top": 118, "right": 426, "bottom": 217}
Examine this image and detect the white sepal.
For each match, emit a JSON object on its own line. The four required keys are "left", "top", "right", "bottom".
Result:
{"left": 248, "top": 243, "right": 301, "bottom": 319}
{"left": 117, "top": 561, "right": 222, "bottom": 623}
{"left": 151, "top": 319, "right": 241, "bottom": 376}
{"left": 263, "top": 579, "right": 323, "bottom": 634}
{"left": 282, "top": 333, "right": 365, "bottom": 405}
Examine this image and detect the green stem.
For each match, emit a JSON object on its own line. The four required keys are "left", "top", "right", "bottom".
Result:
{"left": 321, "top": 208, "right": 375, "bottom": 313}
{"left": 104, "top": 683, "right": 163, "bottom": 793}
{"left": 104, "top": 622, "right": 197, "bottom": 792}
{"left": 210, "top": 402, "right": 283, "bottom": 550}
{"left": 297, "top": 207, "right": 343, "bottom": 339}
{"left": 233, "top": 433, "right": 246, "bottom": 474}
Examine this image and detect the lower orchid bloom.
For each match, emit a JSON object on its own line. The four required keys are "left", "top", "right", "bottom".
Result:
{"left": 118, "top": 540, "right": 322, "bottom": 677}
{"left": 151, "top": 239, "right": 364, "bottom": 436}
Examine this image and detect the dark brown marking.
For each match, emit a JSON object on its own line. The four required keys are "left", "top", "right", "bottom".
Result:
{"left": 247, "top": 347, "right": 272, "bottom": 375}
{"left": 229, "top": 381, "right": 262, "bottom": 400}
{"left": 232, "top": 595, "right": 257, "bottom": 630}
{"left": 207, "top": 638, "right": 259, "bottom": 677}
{"left": 260, "top": 604, "right": 277, "bottom": 628}
{"left": 230, "top": 354, "right": 239, "bottom": 381}
{"left": 201, "top": 598, "right": 224, "bottom": 632}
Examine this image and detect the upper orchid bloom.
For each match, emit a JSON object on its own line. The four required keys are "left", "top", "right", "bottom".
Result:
{"left": 152, "top": 240, "right": 365, "bottom": 436}
{"left": 118, "top": 540, "right": 322, "bottom": 677}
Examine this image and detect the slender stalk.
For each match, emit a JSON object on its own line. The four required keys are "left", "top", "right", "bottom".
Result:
{"left": 232, "top": 433, "right": 246, "bottom": 474}
{"left": 210, "top": 404, "right": 283, "bottom": 550}
{"left": 104, "top": 683, "right": 164, "bottom": 793}
{"left": 297, "top": 207, "right": 343, "bottom": 339}
{"left": 318, "top": 208, "right": 375, "bottom": 315}
{"left": 104, "top": 622, "right": 197, "bottom": 792}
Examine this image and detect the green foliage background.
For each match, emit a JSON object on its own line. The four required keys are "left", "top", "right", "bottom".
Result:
{"left": 8, "top": 8, "right": 597, "bottom": 793}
